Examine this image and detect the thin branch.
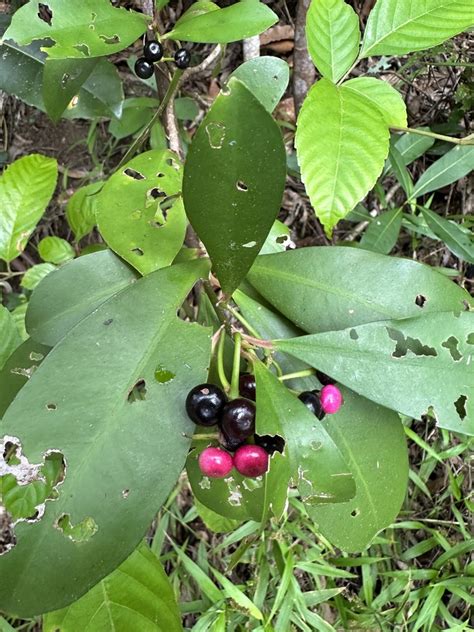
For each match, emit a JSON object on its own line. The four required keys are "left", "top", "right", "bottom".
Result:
{"left": 293, "top": 0, "right": 316, "bottom": 114}
{"left": 392, "top": 127, "right": 474, "bottom": 146}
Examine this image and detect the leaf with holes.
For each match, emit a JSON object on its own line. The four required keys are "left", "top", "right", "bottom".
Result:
{"left": 0, "top": 307, "right": 22, "bottom": 372}
{"left": 0, "top": 154, "right": 58, "bottom": 263}
{"left": 26, "top": 250, "right": 138, "bottom": 347}
{"left": 65, "top": 182, "right": 102, "bottom": 242}
{"left": 248, "top": 247, "right": 471, "bottom": 333}
{"left": 342, "top": 77, "right": 407, "bottom": 127}
{"left": 164, "top": 1, "right": 278, "bottom": 43}
{"left": 360, "top": 0, "right": 474, "bottom": 58}
{"left": 309, "top": 388, "right": 408, "bottom": 551}
{"left": 0, "top": 260, "right": 211, "bottom": 617}
{"left": 96, "top": 151, "right": 187, "bottom": 275}
{"left": 420, "top": 208, "right": 474, "bottom": 264}
{"left": 183, "top": 78, "right": 286, "bottom": 295}
{"left": 306, "top": 0, "right": 360, "bottom": 83}
{"left": 359, "top": 208, "right": 403, "bottom": 255}
{"left": 42, "top": 57, "right": 98, "bottom": 122}
{"left": 295, "top": 79, "right": 390, "bottom": 235}
{"left": 410, "top": 145, "right": 474, "bottom": 199}
{"left": 276, "top": 311, "right": 474, "bottom": 435}
{"left": 38, "top": 237, "right": 75, "bottom": 265}
{"left": 43, "top": 544, "right": 183, "bottom": 632}
{"left": 3, "top": 0, "right": 149, "bottom": 59}
{"left": 229, "top": 57, "right": 290, "bottom": 113}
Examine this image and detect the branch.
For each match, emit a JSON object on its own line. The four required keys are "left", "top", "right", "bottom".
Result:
{"left": 293, "top": 0, "right": 316, "bottom": 114}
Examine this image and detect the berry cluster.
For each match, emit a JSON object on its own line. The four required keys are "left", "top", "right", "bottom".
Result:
{"left": 186, "top": 372, "right": 343, "bottom": 480}
{"left": 135, "top": 40, "right": 191, "bottom": 79}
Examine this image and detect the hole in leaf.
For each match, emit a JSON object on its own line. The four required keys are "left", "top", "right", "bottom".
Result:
{"left": 154, "top": 366, "right": 175, "bottom": 383}
{"left": 454, "top": 395, "right": 467, "bottom": 421}
{"left": 91, "top": 11, "right": 97, "bottom": 21}
{"left": 124, "top": 168, "right": 145, "bottom": 180}
{"left": 122, "top": 489, "right": 130, "bottom": 499}
{"left": 131, "top": 247, "right": 144, "bottom": 257}
{"left": 29, "top": 352, "right": 44, "bottom": 362}
{"left": 205, "top": 122, "right": 226, "bottom": 149}
{"left": 350, "top": 509, "right": 360, "bottom": 518}
{"left": 466, "top": 333, "right": 474, "bottom": 345}
{"left": 310, "top": 441, "right": 322, "bottom": 452}
{"left": 148, "top": 187, "right": 166, "bottom": 200}
{"left": 387, "top": 328, "right": 437, "bottom": 358}
{"left": 441, "top": 336, "right": 463, "bottom": 361}
{"left": 74, "top": 43, "right": 90, "bottom": 57}
{"left": 221, "top": 84, "right": 231, "bottom": 96}
{"left": 99, "top": 34, "right": 120, "bottom": 44}
{"left": 165, "top": 157, "right": 180, "bottom": 170}
{"left": 103, "top": 318, "right": 113, "bottom": 326}
{"left": 60, "top": 73, "right": 70, "bottom": 88}
{"left": 156, "top": 172, "right": 165, "bottom": 178}
{"left": 236, "top": 180, "right": 248, "bottom": 192}
{"left": 415, "top": 295, "right": 427, "bottom": 308}
{"left": 38, "top": 3, "right": 53, "bottom": 25}
{"left": 0, "top": 512, "right": 16, "bottom": 557}
{"left": 55, "top": 514, "right": 98, "bottom": 543}
{"left": 349, "top": 329, "right": 359, "bottom": 340}
{"left": 242, "top": 241, "right": 256, "bottom": 248}
{"left": 276, "top": 235, "right": 288, "bottom": 244}
{"left": 127, "top": 379, "right": 147, "bottom": 403}
{"left": 46, "top": 403, "right": 57, "bottom": 411}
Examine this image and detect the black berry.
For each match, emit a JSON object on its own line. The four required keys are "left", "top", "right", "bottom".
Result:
{"left": 220, "top": 398, "right": 255, "bottom": 442}
{"left": 174, "top": 48, "right": 191, "bottom": 69}
{"left": 239, "top": 374, "right": 256, "bottom": 401}
{"left": 316, "top": 370, "right": 334, "bottom": 386}
{"left": 185, "top": 384, "right": 227, "bottom": 427}
{"left": 298, "top": 391, "right": 325, "bottom": 420}
{"left": 219, "top": 430, "right": 244, "bottom": 452}
{"left": 144, "top": 40, "right": 163, "bottom": 62}
{"left": 255, "top": 434, "right": 285, "bottom": 455}
{"left": 134, "top": 57, "right": 154, "bottom": 79}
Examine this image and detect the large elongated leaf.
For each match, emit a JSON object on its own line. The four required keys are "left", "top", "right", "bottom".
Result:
{"left": 359, "top": 208, "right": 403, "bottom": 254}
{"left": 295, "top": 79, "right": 390, "bottom": 235}
{"left": 42, "top": 58, "right": 97, "bottom": 122}
{"left": 97, "top": 151, "right": 187, "bottom": 276}
{"left": 306, "top": 0, "right": 360, "bottom": 83}
{"left": 343, "top": 77, "right": 407, "bottom": 127}
{"left": 230, "top": 57, "right": 290, "bottom": 113}
{"left": 165, "top": 1, "right": 278, "bottom": 43}
{"left": 0, "top": 154, "right": 58, "bottom": 263}
{"left": 276, "top": 311, "right": 474, "bottom": 435}
{"left": 0, "top": 261, "right": 212, "bottom": 617}
{"left": 4, "top": 0, "right": 148, "bottom": 59}
{"left": 0, "top": 307, "right": 22, "bottom": 371}
{"left": 410, "top": 145, "right": 474, "bottom": 199}
{"left": 248, "top": 248, "right": 471, "bottom": 333}
{"left": 309, "top": 388, "right": 408, "bottom": 551}
{"left": 360, "top": 0, "right": 474, "bottom": 58}
{"left": 26, "top": 250, "right": 138, "bottom": 346}
{"left": 183, "top": 78, "right": 286, "bottom": 295}
{"left": 420, "top": 208, "right": 474, "bottom": 264}
{"left": 44, "top": 544, "right": 183, "bottom": 632}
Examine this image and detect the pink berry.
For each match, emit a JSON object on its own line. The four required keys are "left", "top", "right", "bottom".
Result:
{"left": 198, "top": 447, "right": 233, "bottom": 478}
{"left": 234, "top": 444, "right": 269, "bottom": 478}
{"left": 320, "top": 384, "right": 343, "bottom": 414}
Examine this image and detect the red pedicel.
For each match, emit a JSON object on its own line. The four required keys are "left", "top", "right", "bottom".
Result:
{"left": 233, "top": 444, "right": 269, "bottom": 478}
{"left": 198, "top": 447, "right": 233, "bottom": 478}
{"left": 320, "top": 384, "right": 343, "bottom": 414}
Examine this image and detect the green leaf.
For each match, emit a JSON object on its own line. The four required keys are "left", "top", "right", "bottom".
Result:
{"left": 393, "top": 129, "right": 435, "bottom": 166}
{"left": 276, "top": 311, "right": 474, "bottom": 435}
{"left": 420, "top": 208, "right": 474, "bottom": 264}
{"left": 38, "top": 236, "right": 75, "bottom": 264}
{"left": 0, "top": 154, "right": 58, "bottom": 263}
{"left": 306, "top": 0, "right": 360, "bottom": 83}
{"left": 183, "top": 78, "right": 286, "bottom": 294}
{"left": 0, "top": 261, "right": 211, "bottom": 617}
{"left": 387, "top": 144, "right": 413, "bottom": 196}
{"left": 308, "top": 388, "right": 408, "bottom": 551}
{"left": 164, "top": 1, "right": 278, "bottom": 44}
{"left": 20, "top": 263, "right": 56, "bottom": 290}
{"left": 259, "top": 220, "right": 292, "bottom": 255}
{"left": 342, "top": 77, "right": 407, "bottom": 127}
{"left": 248, "top": 247, "right": 471, "bottom": 333}
{"left": 43, "top": 544, "right": 183, "bottom": 632}
{"left": 359, "top": 208, "right": 402, "bottom": 254}
{"left": 0, "top": 306, "right": 22, "bottom": 371}
{"left": 211, "top": 568, "right": 263, "bottom": 621}
{"left": 4, "top": 0, "right": 149, "bottom": 59}
{"left": 97, "top": 150, "right": 187, "bottom": 276}
{"left": 360, "top": 0, "right": 474, "bottom": 58}
{"left": 42, "top": 58, "right": 97, "bottom": 122}
{"left": 26, "top": 250, "right": 138, "bottom": 346}
{"left": 229, "top": 57, "right": 290, "bottom": 113}
{"left": 173, "top": 1, "right": 219, "bottom": 25}
{"left": 65, "top": 182, "right": 102, "bottom": 242}
{"left": 108, "top": 97, "right": 159, "bottom": 140}
{"left": 194, "top": 498, "right": 241, "bottom": 533}
{"left": 295, "top": 79, "right": 390, "bottom": 235}
{"left": 410, "top": 145, "right": 474, "bottom": 199}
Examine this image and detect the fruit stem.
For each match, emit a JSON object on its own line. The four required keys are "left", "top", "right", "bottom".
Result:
{"left": 217, "top": 330, "right": 231, "bottom": 393}
{"left": 226, "top": 304, "right": 261, "bottom": 339}
{"left": 230, "top": 332, "right": 242, "bottom": 399}
{"left": 189, "top": 433, "right": 219, "bottom": 441}
{"left": 278, "top": 369, "right": 316, "bottom": 382}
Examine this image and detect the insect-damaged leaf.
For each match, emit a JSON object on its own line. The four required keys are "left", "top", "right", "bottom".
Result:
{"left": 0, "top": 260, "right": 212, "bottom": 617}
{"left": 183, "top": 78, "right": 286, "bottom": 295}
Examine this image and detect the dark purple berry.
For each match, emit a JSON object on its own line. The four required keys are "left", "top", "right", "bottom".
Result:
{"left": 220, "top": 398, "right": 255, "bottom": 442}
{"left": 174, "top": 48, "right": 191, "bottom": 69}
{"left": 185, "top": 384, "right": 227, "bottom": 427}
{"left": 218, "top": 430, "right": 244, "bottom": 452}
{"left": 135, "top": 57, "right": 154, "bottom": 79}
{"left": 255, "top": 434, "right": 285, "bottom": 455}
{"left": 144, "top": 40, "right": 163, "bottom": 62}
{"left": 316, "top": 370, "right": 334, "bottom": 386}
{"left": 239, "top": 373, "right": 256, "bottom": 401}
{"left": 298, "top": 391, "right": 325, "bottom": 420}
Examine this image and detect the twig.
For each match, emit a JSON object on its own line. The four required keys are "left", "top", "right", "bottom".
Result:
{"left": 392, "top": 127, "right": 474, "bottom": 146}
{"left": 293, "top": 0, "right": 316, "bottom": 114}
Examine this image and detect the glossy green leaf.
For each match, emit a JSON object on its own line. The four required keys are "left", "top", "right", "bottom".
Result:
{"left": 393, "top": 129, "right": 435, "bottom": 165}
{"left": 295, "top": 79, "right": 390, "bottom": 235}
{"left": 0, "top": 307, "right": 21, "bottom": 371}
{"left": 248, "top": 247, "right": 471, "bottom": 333}
{"left": 38, "top": 237, "right": 75, "bottom": 264}
{"left": 306, "top": 0, "right": 360, "bottom": 82}
{"left": 43, "top": 544, "right": 183, "bottom": 632}
{"left": 183, "top": 78, "right": 286, "bottom": 294}
{"left": 359, "top": 208, "right": 402, "bottom": 254}
{"left": 410, "top": 145, "right": 474, "bottom": 199}
{"left": 0, "top": 338, "right": 50, "bottom": 419}
{"left": 420, "top": 208, "right": 474, "bottom": 264}
{"left": 165, "top": 1, "right": 278, "bottom": 43}
{"left": 309, "top": 388, "right": 408, "bottom": 551}
{"left": 360, "top": 0, "right": 474, "bottom": 58}
{"left": 276, "top": 311, "right": 474, "bottom": 435}
{"left": 97, "top": 150, "right": 187, "bottom": 276}
{"left": 259, "top": 220, "right": 292, "bottom": 255}
{"left": 4, "top": 0, "right": 149, "bottom": 59}
{"left": 0, "top": 154, "right": 58, "bottom": 263}
{"left": 173, "top": 1, "right": 219, "bottom": 25}
{"left": 26, "top": 250, "right": 138, "bottom": 346}
{"left": 11, "top": 304, "right": 28, "bottom": 342}
{"left": 20, "top": 263, "right": 56, "bottom": 290}
{"left": 194, "top": 498, "right": 241, "bottom": 533}
{"left": 108, "top": 98, "right": 159, "bottom": 140}
{"left": 42, "top": 58, "right": 97, "bottom": 122}
{"left": 230, "top": 57, "right": 290, "bottom": 113}
{"left": 66, "top": 182, "right": 102, "bottom": 242}
{"left": 0, "top": 261, "right": 211, "bottom": 617}
{"left": 343, "top": 77, "right": 407, "bottom": 127}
